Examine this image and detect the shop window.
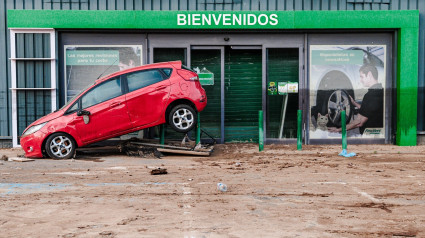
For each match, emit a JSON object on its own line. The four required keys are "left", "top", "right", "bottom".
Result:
{"left": 64, "top": 45, "right": 143, "bottom": 102}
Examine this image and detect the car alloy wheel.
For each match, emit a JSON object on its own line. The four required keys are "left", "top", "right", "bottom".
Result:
{"left": 169, "top": 104, "right": 197, "bottom": 133}
{"left": 327, "top": 89, "right": 352, "bottom": 127}
{"left": 45, "top": 133, "right": 76, "bottom": 159}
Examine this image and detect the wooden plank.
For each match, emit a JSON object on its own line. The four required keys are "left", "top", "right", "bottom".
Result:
{"left": 129, "top": 142, "right": 192, "bottom": 150}
{"left": 8, "top": 157, "right": 35, "bottom": 162}
{"left": 157, "top": 148, "right": 211, "bottom": 156}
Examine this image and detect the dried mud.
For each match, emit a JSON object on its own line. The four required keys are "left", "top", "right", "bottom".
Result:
{"left": 0, "top": 144, "right": 424, "bottom": 237}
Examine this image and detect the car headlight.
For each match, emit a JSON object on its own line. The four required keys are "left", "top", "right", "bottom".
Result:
{"left": 22, "top": 122, "right": 47, "bottom": 137}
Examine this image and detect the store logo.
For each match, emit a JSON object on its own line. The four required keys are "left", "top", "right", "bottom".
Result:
{"left": 177, "top": 13, "right": 278, "bottom": 26}
{"left": 364, "top": 128, "right": 382, "bottom": 135}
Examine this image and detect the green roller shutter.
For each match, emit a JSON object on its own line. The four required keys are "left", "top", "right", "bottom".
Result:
{"left": 225, "top": 48, "right": 262, "bottom": 142}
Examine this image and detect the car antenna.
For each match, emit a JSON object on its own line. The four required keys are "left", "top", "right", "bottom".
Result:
{"left": 96, "top": 59, "right": 118, "bottom": 80}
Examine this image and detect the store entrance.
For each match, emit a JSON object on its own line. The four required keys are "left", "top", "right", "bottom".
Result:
{"left": 149, "top": 36, "right": 305, "bottom": 144}
{"left": 152, "top": 46, "right": 263, "bottom": 143}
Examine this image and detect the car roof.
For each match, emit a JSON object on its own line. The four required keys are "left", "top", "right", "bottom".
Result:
{"left": 96, "top": 60, "right": 182, "bottom": 84}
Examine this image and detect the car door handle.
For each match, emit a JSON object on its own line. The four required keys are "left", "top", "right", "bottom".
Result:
{"left": 155, "top": 85, "right": 167, "bottom": 91}
{"left": 110, "top": 102, "right": 121, "bottom": 108}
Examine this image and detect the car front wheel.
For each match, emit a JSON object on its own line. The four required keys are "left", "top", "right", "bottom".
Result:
{"left": 45, "top": 133, "right": 76, "bottom": 159}
{"left": 168, "top": 104, "right": 197, "bottom": 133}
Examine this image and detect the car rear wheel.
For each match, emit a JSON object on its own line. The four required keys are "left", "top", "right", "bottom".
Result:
{"left": 45, "top": 133, "right": 76, "bottom": 159}
{"left": 168, "top": 104, "right": 197, "bottom": 133}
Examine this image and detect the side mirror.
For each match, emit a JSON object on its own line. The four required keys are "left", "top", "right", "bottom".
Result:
{"left": 77, "top": 110, "right": 91, "bottom": 116}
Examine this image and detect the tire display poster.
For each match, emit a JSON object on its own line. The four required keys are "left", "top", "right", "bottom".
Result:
{"left": 65, "top": 45, "right": 143, "bottom": 102}
{"left": 309, "top": 45, "right": 386, "bottom": 139}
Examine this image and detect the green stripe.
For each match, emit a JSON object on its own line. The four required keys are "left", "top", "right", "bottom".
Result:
{"left": 7, "top": 10, "right": 417, "bottom": 29}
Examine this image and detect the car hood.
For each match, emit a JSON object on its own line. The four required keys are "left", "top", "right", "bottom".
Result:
{"left": 29, "top": 110, "right": 64, "bottom": 127}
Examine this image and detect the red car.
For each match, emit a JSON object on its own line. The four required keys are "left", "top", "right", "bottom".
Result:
{"left": 20, "top": 61, "right": 207, "bottom": 159}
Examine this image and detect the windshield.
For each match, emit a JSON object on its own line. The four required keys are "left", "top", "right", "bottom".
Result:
{"left": 59, "top": 83, "right": 94, "bottom": 111}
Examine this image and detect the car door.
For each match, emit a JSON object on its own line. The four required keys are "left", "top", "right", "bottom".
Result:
{"left": 124, "top": 69, "right": 171, "bottom": 127}
{"left": 71, "top": 77, "right": 131, "bottom": 143}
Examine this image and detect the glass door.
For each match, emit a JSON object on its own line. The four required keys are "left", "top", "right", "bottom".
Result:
{"left": 266, "top": 48, "right": 302, "bottom": 141}
{"left": 191, "top": 47, "right": 224, "bottom": 143}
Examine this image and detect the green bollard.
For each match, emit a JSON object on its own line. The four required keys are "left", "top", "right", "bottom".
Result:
{"left": 297, "top": 110, "right": 302, "bottom": 151}
{"left": 196, "top": 112, "right": 201, "bottom": 145}
{"left": 160, "top": 124, "right": 165, "bottom": 145}
{"left": 259, "top": 110, "right": 264, "bottom": 152}
{"left": 341, "top": 110, "right": 347, "bottom": 150}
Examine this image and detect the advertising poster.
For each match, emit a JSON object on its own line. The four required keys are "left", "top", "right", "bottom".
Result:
{"left": 309, "top": 45, "right": 386, "bottom": 139}
{"left": 65, "top": 45, "right": 143, "bottom": 101}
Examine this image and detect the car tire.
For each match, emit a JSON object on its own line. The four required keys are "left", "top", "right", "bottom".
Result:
{"left": 315, "top": 70, "right": 355, "bottom": 127}
{"left": 45, "top": 133, "right": 76, "bottom": 159}
{"left": 168, "top": 104, "right": 197, "bottom": 133}
{"left": 326, "top": 89, "right": 353, "bottom": 127}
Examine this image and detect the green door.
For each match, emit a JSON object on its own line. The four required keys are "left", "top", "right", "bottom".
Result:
{"left": 225, "top": 48, "right": 262, "bottom": 142}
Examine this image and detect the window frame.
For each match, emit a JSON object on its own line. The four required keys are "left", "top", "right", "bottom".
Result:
{"left": 10, "top": 28, "right": 56, "bottom": 147}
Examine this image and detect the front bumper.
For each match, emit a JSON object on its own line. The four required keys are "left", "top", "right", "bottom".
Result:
{"left": 20, "top": 130, "right": 47, "bottom": 158}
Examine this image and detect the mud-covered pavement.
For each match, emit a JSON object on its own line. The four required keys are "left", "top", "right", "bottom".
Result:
{"left": 1, "top": 144, "right": 424, "bottom": 237}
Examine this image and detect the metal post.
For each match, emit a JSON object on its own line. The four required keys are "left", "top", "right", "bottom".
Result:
{"left": 196, "top": 112, "right": 201, "bottom": 145}
{"left": 297, "top": 110, "right": 302, "bottom": 151}
{"left": 341, "top": 110, "right": 347, "bottom": 150}
{"left": 259, "top": 110, "right": 264, "bottom": 152}
{"left": 160, "top": 124, "right": 165, "bottom": 145}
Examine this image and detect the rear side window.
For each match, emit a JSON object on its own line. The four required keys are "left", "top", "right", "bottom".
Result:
{"left": 126, "top": 70, "right": 164, "bottom": 92}
{"left": 161, "top": 68, "right": 173, "bottom": 78}
{"left": 82, "top": 78, "right": 122, "bottom": 109}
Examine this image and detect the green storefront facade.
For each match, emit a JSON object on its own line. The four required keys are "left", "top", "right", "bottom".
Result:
{"left": 6, "top": 9, "right": 419, "bottom": 146}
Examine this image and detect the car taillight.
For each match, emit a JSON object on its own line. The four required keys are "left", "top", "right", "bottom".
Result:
{"left": 177, "top": 69, "right": 199, "bottom": 81}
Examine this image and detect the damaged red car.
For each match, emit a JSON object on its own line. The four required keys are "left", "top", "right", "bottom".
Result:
{"left": 20, "top": 61, "right": 207, "bottom": 159}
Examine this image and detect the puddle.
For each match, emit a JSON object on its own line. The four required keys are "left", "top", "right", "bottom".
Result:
{"left": 0, "top": 183, "right": 70, "bottom": 196}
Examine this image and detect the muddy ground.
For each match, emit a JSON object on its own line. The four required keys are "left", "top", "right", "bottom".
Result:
{"left": 0, "top": 143, "right": 424, "bottom": 237}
